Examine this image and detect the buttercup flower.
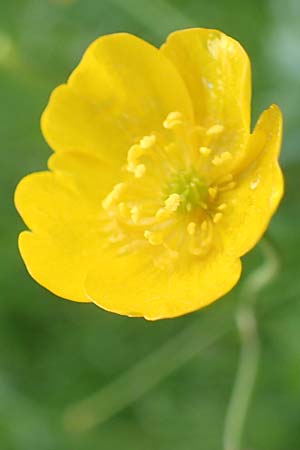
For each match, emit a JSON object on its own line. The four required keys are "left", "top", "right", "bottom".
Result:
{"left": 15, "top": 29, "right": 283, "bottom": 320}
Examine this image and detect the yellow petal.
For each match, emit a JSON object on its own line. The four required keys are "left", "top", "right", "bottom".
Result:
{"left": 42, "top": 33, "right": 194, "bottom": 165}
{"left": 15, "top": 152, "right": 114, "bottom": 302}
{"left": 219, "top": 104, "right": 283, "bottom": 257}
{"left": 161, "top": 28, "right": 251, "bottom": 151}
{"left": 85, "top": 249, "right": 241, "bottom": 320}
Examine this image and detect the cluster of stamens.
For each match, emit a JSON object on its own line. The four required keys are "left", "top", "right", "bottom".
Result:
{"left": 101, "top": 111, "right": 237, "bottom": 269}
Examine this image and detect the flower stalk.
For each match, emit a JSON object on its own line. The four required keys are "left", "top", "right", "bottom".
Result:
{"left": 223, "top": 237, "right": 280, "bottom": 450}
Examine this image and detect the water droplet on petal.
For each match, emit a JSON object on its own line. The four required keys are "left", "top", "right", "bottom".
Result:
{"left": 250, "top": 177, "right": 260, "bottom": 190}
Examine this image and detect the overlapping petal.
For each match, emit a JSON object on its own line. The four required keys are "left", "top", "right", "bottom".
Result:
{"left": 15, "top": 29, "right": 284, "bottom": 320}
{"left": 41, "top": 33, "right": 194, "bottom": 167}
{"left": 85, "top": 248, "right": 241, "bottom": 320}
{"left": 161, "top": 28, "right": 251, "bottom": 157}
{"left": 217, "top": 104, "right": 283, "bottom": 257}
{"left": 15, "top": 152, "right": 115, "bottom": 302}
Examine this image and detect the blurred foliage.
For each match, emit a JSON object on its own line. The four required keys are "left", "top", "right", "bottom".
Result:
{"left": 0, "top": 0, "right": 300, "bottom": 449}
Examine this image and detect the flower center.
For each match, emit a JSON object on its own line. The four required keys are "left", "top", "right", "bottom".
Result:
{"left": 101, "top": 111, "right": 237, "bottom": 270}
{"left": 165, "top": 171, "right": 208, "bottom": 213}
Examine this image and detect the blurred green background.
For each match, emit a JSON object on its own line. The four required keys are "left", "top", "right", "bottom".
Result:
{"left": 1, "top": 0, "right": 300, "bottom": 449}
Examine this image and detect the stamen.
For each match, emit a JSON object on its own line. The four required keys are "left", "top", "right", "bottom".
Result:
{"left": 127, "top": 144, "right": 144, "bottom": 172}
{"left": 227, "top": 181, "right": 236, "bottom": 189}
{"left": 208, "top": 187, "right": 218, "bottom": 199}
{"left": 118, "top": 202, "right": 130, "bottom": 218}
{"left": 155, "top": 208, "right": 170, "bottom": 220}
{"left": 140, "top": 134, "right": 156, "bottom": 149}
{"left": 165, "top": 193, "right": 181, "bottom": 213}
{"left": 130, "top": 205, "right": 140, "bottom": 224}
{"left": 213, "top": 212, "right": 223, "bottom": 224}
{"left": 144, "top": 230, "right": 163, "bottom": 246}
{"left": 163, "top": 111, "right": 183, "bottom": 129}
{"left": 221, "top": 152, "right": 232, "bottom": 160}
{"left": 212, "top": 152, "right": 232, "bottom": 166}
{"left": 134, "top": 164, "right": 146, "bottom": 178}
{"left": 199, "top": 146, "right": 212, "bottom": 156}
{"left": 155, "top": 193, "right": 181, "bottom": 221}
{"left": 187, "top": 222, "right": 196, "bottom": 235}
{"left": 102, "top": 114, "right": 231, "bottom": 262}
{"left": 188, "top": 222, "right": 213, "bottom": 255}
{"left": 206, "top": 124, "right": 224, "bottom": 135}
{"left": 102, "top": 183, "right": 125, "bottom": 210}
{"left": 219, "top": 173, "right": 233, "bottom": 184}
{"left": 219, "top": 181, "right": 236, "bottom": 192}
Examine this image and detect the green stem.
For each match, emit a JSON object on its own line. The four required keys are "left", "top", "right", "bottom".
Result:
{"left": 64, "top": 314, "right": 229, "bottom": 432}
{"left": 223, "top": 237, "right": 280, "bottom": 450}
{"left": 64, "top": 237, "right": 280, "bottom": 436}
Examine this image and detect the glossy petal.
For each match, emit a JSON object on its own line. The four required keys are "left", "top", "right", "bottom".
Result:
{"left": 85, "top": 249, "right": 241, "bottom": 320}
{"left": 15, "top": 30, "right": 284, "bottom": 320}
{"left": 161, "top": 28, "right": 251, "bottom": 154}
{"left": 219, "top": 104, "right": 283, "bottom": 257}
{"left": 41, "top": 33, "right": 194, "bottom": 166}
{"left": 15, "top": 152, "right": 115, "bottom": 302}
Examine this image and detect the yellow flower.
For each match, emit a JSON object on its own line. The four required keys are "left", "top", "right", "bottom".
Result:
{"left": 15, "top": 29, "right": 283, "bottom": 320}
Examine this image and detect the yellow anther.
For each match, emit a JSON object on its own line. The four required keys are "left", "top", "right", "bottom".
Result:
{"left": 201, "top": 220, "right": 208, "bottom": 231}
{"left": 127, "top": 144, "right": 144, "bottom": 172}
{"left": 212, "top": 152, "right": 232, "bottom": 166}
{"left": 118, "top": 202, "right": 130, "bottom": 218}
{"left": 134, "top": 164, "right": 146, "bottom": 178}
{"left": 206, "top": 124, "right": 224, "bottom": 135}
{"left": 217, "top": 203, "right": 227, "bottom": 211}
{"left": 219, "top": 181, "right": 236, "bottom": 192}
{"left": 228, "top": 181, "right": 236, "bottom": 189}
{"left": 187, "top": 222, "right": 196, "bottom": 235}
{"left": 212, "top": 156, "right": 222, "bottom": 166}
{"left": 163, "top": 111, "right": 183, "bottom": 129}
{"left": 163, "top": 119, "right": 182, "bottom": 129}
{"left": 213, "top": 212, "right": 223, "bottom": 224}
{"left": 130, "top": 206, "right": 140, "bottom": 224}
{"left": 199, "top": 146, "right": 212, "bottom": 156}
{"left": 140, "top": 134, "right": 156, "bottom": 149}
{"left": 200, "top": 202, "right": 208, "bottom": 210}
{"left": 208, "top": 187, "right": 218, "bottom": 199}
{"left": 144, "top": 230, "right": 163, "bottom": 246}
{"left": 166, "top": 111, "right": 182, "bottom": 121}
{"left": 165, "top": 193, "right": 181, "bottom": 212}
{"left": 127, "top": 144, "right": 142, "bottom": 163}
{"left": 102, "top": 183, "right": 125, "bottom": 210}
{"left": 155, "top": 193, "right": 181, "bottom": 221}
{"left": 221, "top": 152, "right": 232, "bottom": 160}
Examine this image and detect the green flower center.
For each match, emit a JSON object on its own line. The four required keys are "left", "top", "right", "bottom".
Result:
{"left": 165, "top": 171, "right": 208, "bottom": 213}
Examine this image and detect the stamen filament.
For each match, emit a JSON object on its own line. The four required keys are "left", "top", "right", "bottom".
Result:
{"left": 206, "top": 124, "right": 224, "bottom": 135}
{"left": 187, "top": 222, "right": 196, "bottom": 235}
{"left": 213, "top": 212, "right": 223, "bottom": 224}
